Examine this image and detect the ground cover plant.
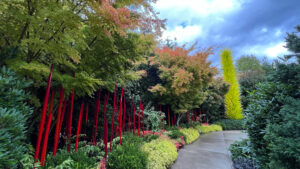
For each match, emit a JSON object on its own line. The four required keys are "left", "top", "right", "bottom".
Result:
{"left": 179, "top": 127, "right": 200, "bottom": 144}
{"left": 141, "top": 138, "right": 178, "bottom": 169}
{"left": 197, "top": 124, "right": 222, "bottom": 134}
{"left": 229, "top": 139, "right": 259, "bottom": 169}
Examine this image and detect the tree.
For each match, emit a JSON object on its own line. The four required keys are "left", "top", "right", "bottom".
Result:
{"left": 220, "top": 49, "right": 243, "bottom": 119}
{"left": 0, "top": 0, "right": 165, "bottom": 96}
{"left": 286, "top": 25, "right": 300, "bottom": 53}
{"left": 149, "top": 46, "right": 217, "bottom": 122}
{"left": 236, "top": 55, "right": 262, "bottom": 73}
{"left": 236, "top": 55, "right": 265, "bottom": 107}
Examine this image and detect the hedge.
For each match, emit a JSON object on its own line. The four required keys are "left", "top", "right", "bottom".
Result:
{"left": 141, "top": 139, "right": 177, "bottom": 169}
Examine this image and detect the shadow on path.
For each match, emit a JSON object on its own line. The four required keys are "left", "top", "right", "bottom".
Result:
{"left": 172, "top": 131, "right": 248, "bottom": 169}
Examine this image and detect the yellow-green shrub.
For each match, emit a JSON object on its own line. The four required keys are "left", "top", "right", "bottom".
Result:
{"left": 197, "top": 124, "right": 223, "bottom": 134}
{"left": 141, "top": 139, "right": 177, "bottom": 169}
{"left": 220, "top": 49, "right": 243, "bottom": 119}
{"left": 179, "top": 128, "right": 200, "bottom": 144}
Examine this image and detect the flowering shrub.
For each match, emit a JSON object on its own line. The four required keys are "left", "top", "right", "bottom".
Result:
{"left": 141, "top": 139, "right": 177, "bottom": 169}
{"left": 197, "top": 124, "right": 222, "bottom": 134}
{"left": 179, "top": 128, "right": 200, "bottom": 144}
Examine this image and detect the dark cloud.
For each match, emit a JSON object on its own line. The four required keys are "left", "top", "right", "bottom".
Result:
{"left": 198, "top": 0, "right": 300, "bottom": 64}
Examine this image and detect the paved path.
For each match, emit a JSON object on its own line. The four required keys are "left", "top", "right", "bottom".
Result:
{"left": 172, "top": 131, "right": 248, "bottom": 169}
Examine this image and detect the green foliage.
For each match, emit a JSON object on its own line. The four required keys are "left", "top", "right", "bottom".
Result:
{"left": 236, "top": 55, "right": 262, "bottom": 73}
{"left": 45, "top": 143, "right": 104, "bottom": 169}
{"left": 107, "top": 134, "right": 147, "bottom": 169}
{"left": 179, "top": 128, "right": 200, "bottom": 144}
{"left": 236, "top": 55, "right": 267, "bottom": 107}
{"left": 229, "top": 139, "right": 254, "bottom": 160}
{"left": 245, "top": 58, "right": 300, "bottom": 168}
{"left": 167, "top": 130, "right": 185, "bottom": 139}
{"left": 143, "top": 134, "right": 160, "bottom": 142}
{"left": 215, "top": 119, "right": 245, "bottom": 130}
{"left": 245, "top": 82, "right": 285, "bottom": 166}
{"left": 229, "top": 139, "right": 259, "bottom": 169}
{"left": 0, "top": 67, "right": 33, "bottom": 169}
{"left": 201, "top": 78, "right": 229, "bottom": 122}
{"left": 141, "top": 139, "right": 177, "bottom": 169}
{"left": 0, "top": 0, "right": 163, "bottom": 96}
{"left": 197, "top": 125, "right": 222, "bottom": 134}
{"left": 142, "top": 104, "right": 166, "bottom": 131}
{"left": 180, "top": 121, "right": 200, "bottom": 128}
{"left": 263, "top": 98, "right": 300, "bottom": 169}
{"left": 220, "top": 49, "right": 243, "bottom": 119}
{"left": 285, "top": 25, "right": 300, "bottom": 54}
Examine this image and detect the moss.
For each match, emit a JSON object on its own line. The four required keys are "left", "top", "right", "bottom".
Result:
{"left": 141, "top": 139, "right": 177, "bottom": 169}
{"left": 197, "top": 124, "right": 223, "bottom": 134}
{"left": 179, "top": 128, "right": 200, "bottom": 144}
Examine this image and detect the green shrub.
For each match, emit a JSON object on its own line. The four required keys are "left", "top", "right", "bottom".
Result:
{"left": 142, "top": 105, "right": 166, "bottom": 131}
{"left": 45, "top": 143, "right": 104, "bottom": 169}
{"left": 165, "top": 126, "right": 179, "bottom": 131}
{"left": 245, "top": 57, "right": 300, "bottom": 168}
{"left": 229, "top": 139, "right": 259, "bottom": 169}
{"left": 107, "top": 134, "right": 147, "bottom": 169}
{"left": 215, "top": 119, "right": 245, "bottom": 130}
{"left": 180, "top": 121, "right": 199, "bottom": 128}
{"left": 179, "top": 128, "right": 199, "bottom": 144}
{"left": 143, "top": 134, "right": 160, "bottom": 142}
{"left": 263, "top": 98, "right": 300, "bottom": 169}
{"left": 0, "top": 67, "right": 33, "bottom": 169}
{"left": 197, "top": 124, "right": 222, "bottom": 134}
{"left": 167, "top": 130, "right": 185, "bottom": 139}
{"left": 141, "top": 139, "right": 177, "bottom": 169}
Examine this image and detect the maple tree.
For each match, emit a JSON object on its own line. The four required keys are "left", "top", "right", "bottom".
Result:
{"left": 0, "top": 0, "right": 164, "bottom": 96}
{"left": 148, "top": 46, "right": 217, "bottom": 123}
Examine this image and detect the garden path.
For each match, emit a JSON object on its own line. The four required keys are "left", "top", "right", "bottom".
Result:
{"left": 172, "top": 130, "right": 247, "bottom": 169}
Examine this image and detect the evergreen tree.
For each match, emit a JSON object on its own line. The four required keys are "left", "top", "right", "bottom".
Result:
{"left": 220, "top": 49, "right": 243, "bottom": 119}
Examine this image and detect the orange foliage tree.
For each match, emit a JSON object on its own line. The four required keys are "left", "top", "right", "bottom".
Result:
{"left": 149, "top": 46, "right": 217, "bottom": 123}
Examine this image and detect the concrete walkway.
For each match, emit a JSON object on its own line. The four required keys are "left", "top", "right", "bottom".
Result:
{"left": 172, "top": 131, "right": 248, "bottom": 169}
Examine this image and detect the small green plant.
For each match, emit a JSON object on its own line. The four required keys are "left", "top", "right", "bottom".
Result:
{"left": 142, "top": 105, "right": 166, "bottom": 131}
{"left": 44, "top": 143, "right": 104, "bottom": 169}
{"left": 107, "top": 134, "right": 147, "bottom": 169}
{"left": 141, "top": 139, "right": 177, "bottom": 169}
{"left": 229, "top": 139, "right": 259, "bottom": 169}
{"left": 179, "top": 128, "right": 199, "bottom": 144}
{"left": 167, "top": 130, "right": 185, "bottom": 139}
{"left": 143, "top": 134, "right": 160, "bottom": 142}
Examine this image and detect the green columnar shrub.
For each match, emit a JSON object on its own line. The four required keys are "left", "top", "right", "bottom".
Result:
{"left": 141, "top": 139, "right": 177, "bottom": 169}
{"left": 220, "top": 49, "right": 243, "bottom": 119}
{"left": 179, "top": 128, "right": 200, "bottom": 144}
{"left": 197, "top": 124, "right": 222, "bottom": 134}
{"left": 0, "top": 67, "right": 33, "bottom": 169}
{"left": 107, "top": 134, "right": 147, "bottom": 169}
{"left": 215, "top": 119, "right": 245, "bottom": 130}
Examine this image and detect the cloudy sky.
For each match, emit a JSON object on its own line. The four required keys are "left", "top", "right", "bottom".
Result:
{"left": 154, "top": 0, "right": 300, "bottom": 65}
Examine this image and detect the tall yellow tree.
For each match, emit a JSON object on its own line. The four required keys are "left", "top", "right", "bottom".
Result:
{"left": 220, "top": 49, "right": 243, "bottom": 119}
